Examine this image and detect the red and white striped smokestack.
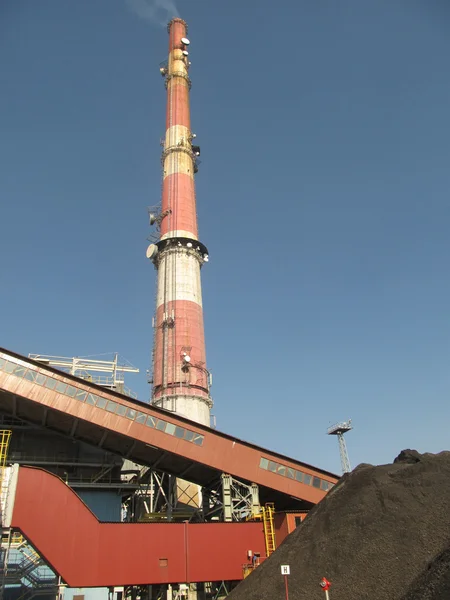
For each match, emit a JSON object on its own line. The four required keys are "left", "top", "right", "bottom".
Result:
{"left": 148, "top": 18, "right": 212, "bottom": 427}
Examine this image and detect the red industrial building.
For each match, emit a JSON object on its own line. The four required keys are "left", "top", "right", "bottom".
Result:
{"left": 0, "top": 18, "right": 338, "bottom": 600}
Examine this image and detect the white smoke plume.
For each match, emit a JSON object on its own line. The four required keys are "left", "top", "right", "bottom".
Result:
{"left": 126, "top": 0, "right": 179, "bottom": 27}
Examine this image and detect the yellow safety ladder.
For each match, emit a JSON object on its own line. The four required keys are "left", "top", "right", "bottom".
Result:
{"left": 262, "top": 503, "right": 276, "bottom": 557}
{"left": 0, "top": 430, "right": 12, "bottom": 493}
{"left": 241, "top": 502, "right": 277, "bottom": 578}
{"left": 0, "top": 430, "right": 11, "bottom": 468}
{"left": 0, "top": 430, "right": 12, "bottom": 600}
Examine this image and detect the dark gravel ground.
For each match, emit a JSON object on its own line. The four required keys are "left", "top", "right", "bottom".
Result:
{"left": 227, "top": 450, "right": 450, "bottom": 600}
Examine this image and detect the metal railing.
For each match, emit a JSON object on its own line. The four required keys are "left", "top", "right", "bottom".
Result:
{"left": 1, "top": 538, "right": 57, "bottom": 599}
{"left": 0, "top": 430, "right": 11, "bottom": 477}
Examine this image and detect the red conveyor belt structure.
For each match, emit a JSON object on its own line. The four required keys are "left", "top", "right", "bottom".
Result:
{"left": 5, "top": 465, "right": 265, "bottom": 587}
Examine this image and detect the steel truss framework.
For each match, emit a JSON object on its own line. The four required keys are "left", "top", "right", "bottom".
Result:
{"left": 121, "top": 580, "right": 237, "bottom": 600}
{"left": 124, "top": 467, "right": 261, "bottom": 525}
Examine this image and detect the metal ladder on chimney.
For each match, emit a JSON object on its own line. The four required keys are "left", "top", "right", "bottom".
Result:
{"left": 159, "top": 70, "right": 175, "bottom": 409}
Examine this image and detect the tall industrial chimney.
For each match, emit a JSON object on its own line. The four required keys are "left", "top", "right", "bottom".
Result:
{"left": 147, "top": 18, "right": 212, "bottom": 428}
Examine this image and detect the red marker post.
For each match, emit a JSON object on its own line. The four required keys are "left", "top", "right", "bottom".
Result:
{"left": 281, "top": 565, "right": 290, "bottom": 600}
{"left": 320, "top": 577, "right": 331, "bottom": 600}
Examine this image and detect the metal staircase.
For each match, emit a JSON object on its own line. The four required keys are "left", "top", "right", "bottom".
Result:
{"left": 0, "top": 534, "right": 57, "bottom": 600}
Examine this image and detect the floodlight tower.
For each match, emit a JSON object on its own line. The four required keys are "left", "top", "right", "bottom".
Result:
{"left": 327, "top": 419, "right": 353, "bottom": 474}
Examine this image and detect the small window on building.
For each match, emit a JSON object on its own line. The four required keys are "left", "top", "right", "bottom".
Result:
{"left": 259, "top": 457, "right": 269, "bottom": 470}
{"left": 184, "top": 430, "right": 195, "bottom": 442}
{"left": 312, "top": 477, "right": 321, "bottom": 489}
{"left": 14, "top": 366, "right": 26, "bottom": 378}
{"left": 277, "top": 465, "right": 287, "bottom": 476}
{"left": 295, "top": 470, "right": 303, "bottom": 483}
{"left": 85, "top": 394, "right": 96, "bottom": 405}
{"left": 75, "top": 390, "right": 87, "bottom": 402}
{"left": 5, "top": 361, "right": 16, "bottom": 374}
{"left": 95, "top": 396, "right": 107, "bottom": 409}
{"left": 165, "top": 423, "right": 176, "bottom": 436}
{"left": 286, "top": 468, "right": 295, "bottom": 479}
{"left": 106, "top": 401, "right": 117, "bottom": 413}
{"left": 174, "top": 426, "right": 185, "bottom": 438}
{"left": 303, "top": 474, "right": 312, "bottom": 486}
{"left": 24, "top": 370, "right": 37, "bottom": 382}
{"left": 295, "top": 516, "right": 303, "bottom": 527}
{"left": 35, "top": 373, "right": 46, "bottom": 385}
{"left": 125, "top": 408, "right": 136, "bottom": 420}
{"left": 0, "top": 358, "right": 5, "bottom": 369}
{"left": 156, "top": 419, "right": 166, "bottom": 431}
{"left": 268, "top": 461, "right": 277, "bottom": 473}
{"left": 66, "top": 385, "right": 77, "bottom": 398}
{"left": 55, "top": 381, "right": 67, "bottom": 394}
{"left": 192, "top": 434, "right": 204, "bottom": 446}
{"left": 44, "top": 377, "right": 57, "bottom": 390}
{"left": 116, "top": 404, "right": 127, "bottom": 417}
{"left": 136, "top": 412, "right": 147, "bottom": 424}
{"left": 146, "top": 416, "right": 157, "bottom": 428}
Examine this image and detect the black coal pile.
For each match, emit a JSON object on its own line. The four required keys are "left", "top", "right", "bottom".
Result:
{"left": 401, "top": 545, "right": 450, "bottom": 600}
{"left": 228, "top": 450, "right": 450, "bottom": 600}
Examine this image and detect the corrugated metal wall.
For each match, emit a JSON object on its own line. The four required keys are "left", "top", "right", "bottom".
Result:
{"left": 77, "top": 491, "right": 121, "bottom": 522}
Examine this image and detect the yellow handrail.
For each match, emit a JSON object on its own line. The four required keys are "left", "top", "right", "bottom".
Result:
{"left": 0, "top": 430, "right": 11, "bottom": 467}
{"left": 0, "top": 429, "right": 12, "bottom": 486}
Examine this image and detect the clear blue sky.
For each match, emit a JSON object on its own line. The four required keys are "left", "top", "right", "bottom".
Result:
{"left": 1, "top": 0, "right": 449, "bottom": 475}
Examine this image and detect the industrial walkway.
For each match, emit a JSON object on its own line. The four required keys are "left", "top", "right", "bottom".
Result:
{"left": 0, "top": 348, "right": 337, "bottom": 509}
